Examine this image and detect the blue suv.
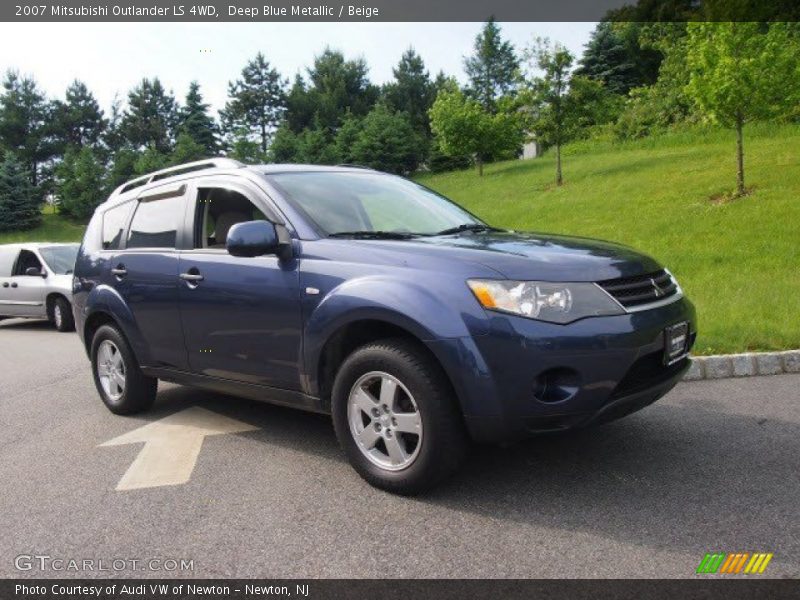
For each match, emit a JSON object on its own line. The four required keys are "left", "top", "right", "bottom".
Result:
{"left": 73, "top": 159, "right": 696, "bottom": 494}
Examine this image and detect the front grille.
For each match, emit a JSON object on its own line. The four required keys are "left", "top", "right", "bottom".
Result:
{"left": 598, "top": 269, "right": 678, "bottom": 308}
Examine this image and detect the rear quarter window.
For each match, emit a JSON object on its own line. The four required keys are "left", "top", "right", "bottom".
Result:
{"left": 102, "top": 202, "right": 133, "bottom": 250}
{"left": 0, "top": 247, "right": 17, "bottom": 277}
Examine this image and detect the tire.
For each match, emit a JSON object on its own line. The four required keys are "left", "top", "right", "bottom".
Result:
{"left": 90, "top": 324, "right": 157, "bottom": 415}
{"left": 52, "top": 297, "right": 75, "bottom": 332}
{"left": 331, "top": 338, "right": 468, "bottom": 495}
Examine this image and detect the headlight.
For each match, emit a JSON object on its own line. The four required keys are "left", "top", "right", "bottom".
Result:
{"left": 467, "top": 279, "right": 624, "bottom": 324}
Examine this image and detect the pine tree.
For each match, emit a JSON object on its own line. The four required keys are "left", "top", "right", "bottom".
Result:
{"left": 0, "top": 71, "right": 55, "bottom": 189}
{"left": 464, "top": 18, "right": 519, "bottom": 112}
{"left": 268, "top": 124, "right": 302, "bottom": 163}
{"left": 170, "top": 132, "right": 207, "bottom": 165}
{"left": 575, "top": 22, "right": 661, "bottom": 95}
{"left": 178, "top": 81, "right": 218, "bottom": 156}
{"left": 0, "top": 151, "right": 40, "bottom": 232}
{"left": 55, "top": 146, "right": 106, "bottom": 220}
{"left": 350, "top": 104, "right": 422, "bottom": 175}
{"left": 222, "top": 53, "right": 287, "bottom": 154}
{"left": 285, "top": 74, "right": 315, "bottom": 133}
{"left": 53, "top": 80, "right": 106, "bottom": 151}
{"left": 383, "top": 48, "right": 436, "bottom": 137}
{"left": 121, "top": 78, "right": 179, "bottom": 154}
{"left": 305, "top": 49, "right": 379, "bottom": 131}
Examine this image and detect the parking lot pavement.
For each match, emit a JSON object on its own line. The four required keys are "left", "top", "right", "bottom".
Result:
{"left": 1, "top": 318, "right": 798, "bottom": 579}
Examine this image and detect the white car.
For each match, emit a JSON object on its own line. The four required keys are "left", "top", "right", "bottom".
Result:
{"left": 0, "top": 243, "right": 79, "bottom": 331}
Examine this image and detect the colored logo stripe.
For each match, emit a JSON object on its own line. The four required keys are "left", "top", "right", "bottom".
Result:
{"left": 696, "top": 552, "right": 773, "bottom": 574}
{"left": 744, "top": 553, "right": 773, "bottom": 574}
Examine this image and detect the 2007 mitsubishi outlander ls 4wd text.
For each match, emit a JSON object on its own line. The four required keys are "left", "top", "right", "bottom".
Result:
{"left": 73, "top": 159, "right": 696, "bottom": 494}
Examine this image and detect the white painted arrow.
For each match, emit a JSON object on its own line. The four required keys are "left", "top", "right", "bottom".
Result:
{"left": 99, "top": 406, "right": 259, "bottom": 491}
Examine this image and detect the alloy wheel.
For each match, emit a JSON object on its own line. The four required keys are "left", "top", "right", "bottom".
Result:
{"left": 97, "top": 340, "right": 126, "bottom": 401}
{"left": 347, "top": 371, "right": 423, "bottom": 471}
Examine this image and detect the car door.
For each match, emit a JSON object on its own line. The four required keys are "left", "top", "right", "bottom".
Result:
{"left": 3, "top": 249, "right": 47, "bottom": 318}
{"left": 177, "top": 177, "right": 303, "bottom": 390}
{"left": 109, "top": 182, "right": 189, "bottom": 370}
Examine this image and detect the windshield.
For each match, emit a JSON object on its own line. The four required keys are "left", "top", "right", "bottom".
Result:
{"left": 38, "top": 245, "right": 79, "bottom": 275}
{"left": 266, "top": 171, "right": 484, "bottom": 237}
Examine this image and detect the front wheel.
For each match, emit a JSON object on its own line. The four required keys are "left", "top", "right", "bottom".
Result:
{"left": 331, "top": 338, "right": 468, "bottom": 495}
{"left": 91, "top": 324, "right": 157, "bottom": 415}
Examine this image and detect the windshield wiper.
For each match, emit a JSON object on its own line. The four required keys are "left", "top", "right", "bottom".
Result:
{"left": 433, "top": 223, "right": 495, "bottom": 236}
{"left": 328, "top": 230, "right": 418, "bottom": 240}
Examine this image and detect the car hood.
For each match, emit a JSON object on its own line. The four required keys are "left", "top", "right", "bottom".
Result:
{"left": 369, "top": 231, "right": 663, "bottom": 282}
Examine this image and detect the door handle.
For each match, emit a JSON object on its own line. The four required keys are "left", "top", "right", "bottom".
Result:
{"left": 179, "top": 273, "right": 204, "bottom": 282}
{"left": 111, "top": 265, "right": 127, "bottom": 278}
{"left": 10, "top": 282, "right": 17, "bottom": 288}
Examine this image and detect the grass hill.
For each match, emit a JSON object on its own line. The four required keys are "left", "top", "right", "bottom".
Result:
{"left": 417, "top": 123, "right": 800, "bottom": 355}
{"left": 3, "top": 123, "right": 797, "bottom": 355}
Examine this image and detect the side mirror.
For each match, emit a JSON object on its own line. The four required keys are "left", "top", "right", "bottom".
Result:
{"left": 227, "top": 220, "right": 291, "bottom": 259}
{"left": 25, "top": 267, "right": 44, "bottom": 277}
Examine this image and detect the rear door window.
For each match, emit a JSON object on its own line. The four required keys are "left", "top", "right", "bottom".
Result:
{"left": 127, "top": 195, "right": 185, "bottom": 249}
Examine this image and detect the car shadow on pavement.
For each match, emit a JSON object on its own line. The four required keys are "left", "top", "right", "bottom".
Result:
{"left": 139, "top": 382, "right": 799, "bottom": 565}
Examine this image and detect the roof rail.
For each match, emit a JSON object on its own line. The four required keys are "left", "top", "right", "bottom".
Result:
{"left": 335, "top": 163, "right": 373, "bottom": 170}
{"left": 112, "top": 158, "right": 245, "bottom": 197}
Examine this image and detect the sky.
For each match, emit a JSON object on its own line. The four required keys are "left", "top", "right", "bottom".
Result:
{"left": 0, "top": 22, "right": 595, "bottom": 114}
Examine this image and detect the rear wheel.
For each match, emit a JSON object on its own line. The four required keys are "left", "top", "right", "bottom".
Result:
{"left": 51, "top": 297, "right": 75, "bottom": 332}
{"left": 91, "top": 324, "right": 157, "bottom": 415}
{"left": 331, "top": 338, "right": 468, "bottom": 495}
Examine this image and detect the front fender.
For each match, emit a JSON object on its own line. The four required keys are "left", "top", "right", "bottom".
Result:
{"left": 83, "top": 284, "right": 152, "bottom": 366}
{"left": 302, "top": 275, "right": 489, "bottom": 396}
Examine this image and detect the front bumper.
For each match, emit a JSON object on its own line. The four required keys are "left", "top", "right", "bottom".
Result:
{"left": 429, "top": 296, "right": 697, "bottom": 443}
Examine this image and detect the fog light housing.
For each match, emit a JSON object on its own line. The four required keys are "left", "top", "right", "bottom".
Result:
{"left": 532, "top": 368, "right": 580, "bottom": 404}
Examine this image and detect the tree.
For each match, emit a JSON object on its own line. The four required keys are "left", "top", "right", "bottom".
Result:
{"left": 226, "top": 126, "right": 265, "bottom": 164}
{"left": 575, "top": 22, "right": 661, "bottom": 95}
{"left": 284, "top": 74, "right": 316, "bottom": 133}
{"left": 107, "top": 147, "right": 139, "bottom": 190}
{"left": 134, "top": 144, "right": 168, "bottom": 176}
{"left": 521, "top": 39, "right": 575, "bottom": 186}
{"left": 178, "top": 82, "right": 218, "bottom": 155}
{"left": 53, "top": 80, "right": 106, "bottom": 152}
{"left": 429, "top": 88, "right": 523, "bottom": 176}
{"left": 268, "top": 124, "right": 302, "bottom": 163}
{"left": 103, "top": 95, "right": 127, "bottom": 157}
{"left": 305, "top": 49, "right": 379, "bottom": 132}
{"left": 383, "top": 48, "right": 436, "bottom": 137}
{"left": 55, "top": 146, "right": 106, "bottom": 220}
{"left": 334, "top": 113, "right": 363, "bottom": 164}
{"left": 685, "top": 22, "right": 800, "bottom": 196}
{"left": 350, "top": 104, "right": 422, "bottom": 174}
{"left": 0, "top": 152, "right": 40, "bottom": 231}
{"left": 170, "top": 132, "right": 207, "bottom": 165}
{"left": 0, "top": 71, "right": 55, "bottom": 190}
{"left": 297, "top": 125, "right": 339, "bottom": 165}
{"left": 222, "top": 53, "right": 287, "bottom": 155}
{"left": 464, "top": 17, "right": 519, "bottom": 112}
{"left": 121, "top": 78, "right": 179, "bottom": 154}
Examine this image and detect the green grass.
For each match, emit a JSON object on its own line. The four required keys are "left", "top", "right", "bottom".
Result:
{"left": 0, "top": 210, "right": 86, "bottom": 245}
{"left": 416, "top": 123, "right": 800, "bottom": 355}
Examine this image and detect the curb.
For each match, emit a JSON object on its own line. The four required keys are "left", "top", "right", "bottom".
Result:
{"left": 684, "top": 350, "right": 800, "bottom": 381}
